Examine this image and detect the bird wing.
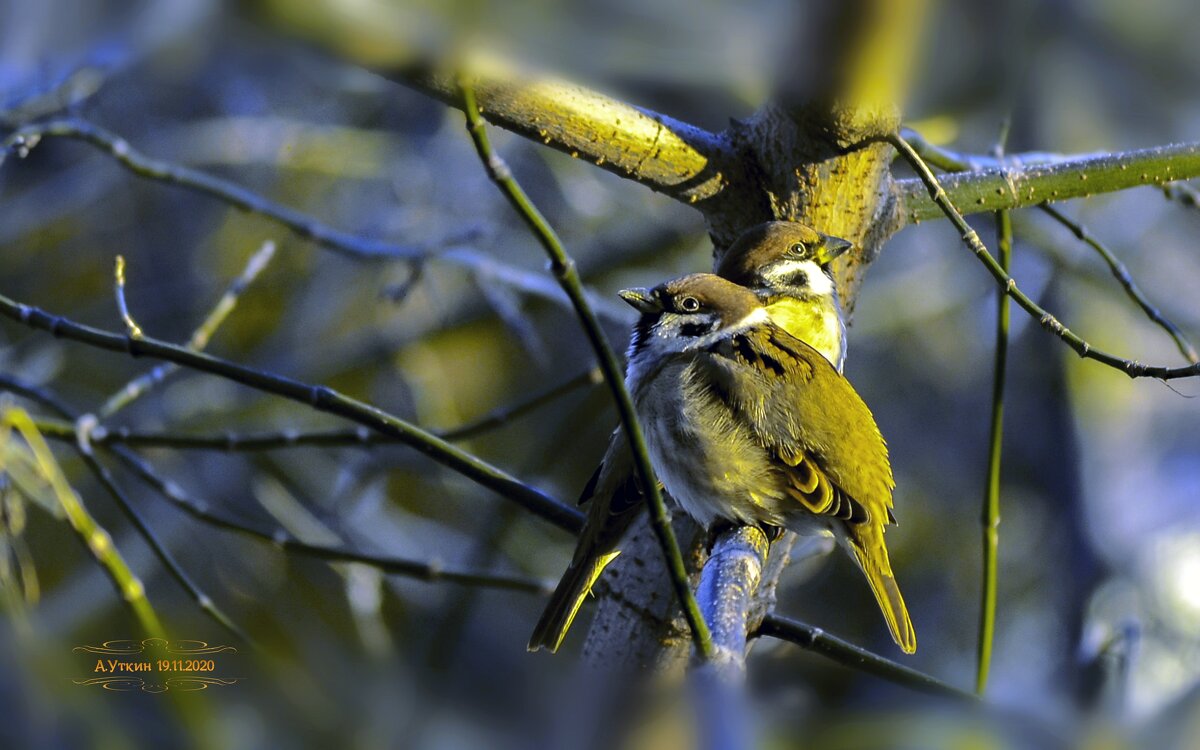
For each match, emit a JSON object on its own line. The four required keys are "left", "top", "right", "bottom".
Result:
{"left": 529, "top": 429, "right": 645, "bottom": 653}
{"left": 702, "top": 326, "right": 896, "bottom": 525}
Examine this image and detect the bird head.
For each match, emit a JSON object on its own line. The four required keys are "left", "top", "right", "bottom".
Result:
{"left": 619, "top": 274, "right": 768, "bottom": 358}
{"left": 716, "top": 221, "right": 852, "bottom": 303}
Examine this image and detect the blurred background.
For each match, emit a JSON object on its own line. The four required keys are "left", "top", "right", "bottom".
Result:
{"left": 1, "top": 0, "right": 1199, "bottom": 748}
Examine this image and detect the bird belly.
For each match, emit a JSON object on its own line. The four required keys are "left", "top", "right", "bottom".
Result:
{"left": 635, "top": 362, "right": 783, "bottom": 529}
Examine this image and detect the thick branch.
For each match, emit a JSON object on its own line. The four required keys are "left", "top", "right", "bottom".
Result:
{"left": 397, "top": 61, "right": 737, "bottom": 207}
{"left": 897, "top": 141, "right": 1200, "bottom": 224}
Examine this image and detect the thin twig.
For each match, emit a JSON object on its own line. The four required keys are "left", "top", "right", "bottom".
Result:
{"left": 1038, "top": 205, "right": 1199, "bottom": 364}
{"left": 904, "top": 129, "right": 1199, "bottom": 365}
{"left": 0, "top": 119, "right": 633, "bottom": 326}
{"left": 100, "top": 240, "right": 279, "bottom": 419}
{"left": 888, "top": 132, "right": 1200, "bottom": 380}
{"left": 113, "top": 256, "right": 143, "bottom": 339}
{"left": 977, "top": 209, "right": 1011, "bottom": 695}
{"left": 0, "top": 407, "right": 165, "bottom": 638}
{"left": 458, "top": 76, "right": 715, "bottom": 660}
{"left": 1, "top": 369, "right": 553, "bottom": 594}
{"left": 0, "top": 294, "right": 585, "bottom": 532}
{"left": 8, "top": 380, "right": 256, "bottom": 644}
{"left": 756, "top": 615, "right": 973, "bottom": 700}
{"left": 1161, "top": 181, "right": 1200, "bottom": 210}
{"left": 108, "top": 442, "right": 552, "bottom": 593}
{"left": 27, "top": 367, "right": 602, "bottom": 452}
{"left": 1, "top": 119, "right": 420, "bottom": 259}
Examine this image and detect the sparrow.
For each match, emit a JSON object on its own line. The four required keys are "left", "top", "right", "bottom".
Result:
{"left": 530, "top": 273, "right": 915, "bottom": 653}
{"left": 618, "top": 273, "right": 913, "bottom": 652}
{"left": 715, "top": 221, "right": 852, "bottom": 372}
{"left": 528, "top": 223, "right": 857, "bottom": 653}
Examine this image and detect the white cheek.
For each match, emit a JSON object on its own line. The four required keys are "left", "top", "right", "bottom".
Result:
{"left": 769, "top": 260, "right": 832, "bottom": 295}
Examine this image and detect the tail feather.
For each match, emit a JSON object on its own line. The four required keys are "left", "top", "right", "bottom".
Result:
{"left": 527, "top": 552, "right": 619, "bottom": 653}
{"left": 847, "top": 525, "right": 916, "bottom": 654}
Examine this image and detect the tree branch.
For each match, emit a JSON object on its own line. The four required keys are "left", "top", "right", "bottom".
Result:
{"left": 100, "top": 240, "right": 279, "bottom": 418}
{"left": 977, "top": 209, "right": 1010, "bottom": 694}
{"left": 889, "top": 133, "right": 1200, "bottom": 380}
{"left": 904, "top": 128, "right": 1199, "bottom": 365}
{"left": 2, "top": 372, "right": 552, "bottom": 595}
{"left": 756, "top": 615, "right": 972, "bottom": 701}
{"left": 1, "top": 119, "right": 422, "bottom": 259}
{"left": 0, "top": 293, "right": 585, "bottom": 532}
{"left": 458, "top": 76, "right": 714, "bottom": 660}
{"left": 25, "top": 367, "right": 601, "bottom": 453}
{"left": 896, "top": 140, "right": 1200, "bottom": 225}
{"left": 0, "top": 118, "right": 634, "bottom": 326}
{"left": 6, "top": 381, "right": 257, "bottom": 645}
{"left": 1038, "top": 205, "right": 1198, "bottom": 364}
{"left": 0, "top": 407, "right": 166, "bottom": 638}
{"left": 395, "top": 60, "right": 738, "bottom": 207}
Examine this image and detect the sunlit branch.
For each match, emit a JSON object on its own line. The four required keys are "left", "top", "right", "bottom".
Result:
{"left": 0, "top": 294, "right": 585, "bottom": 532}
{"left": 458, "top": 77, "right": 715, "bottom": 660}
{"left": 395, "top": 60, "right": 735, "bottom": 206}
{"left": 889, "top": 132, "right": 1200, "bottom": 380}
{"left": 905, "top": 129, "right": 1199, "bottom": 365}
{"left": 895, "top": 139, "right": 1200, "bottom": 225}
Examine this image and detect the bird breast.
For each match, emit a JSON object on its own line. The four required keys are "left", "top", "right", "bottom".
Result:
{"left": 766, "top": 298, "right": 846, "bottom": 370}
{"left": 633, "top": 358, "right": 788, "bottom": 529}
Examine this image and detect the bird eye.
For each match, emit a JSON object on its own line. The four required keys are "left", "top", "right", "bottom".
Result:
{"left": 789, "top": 242, "right": 806, "bottom": 254}
{"left": 679, "top": 296, "right": 701, "bottom": 312}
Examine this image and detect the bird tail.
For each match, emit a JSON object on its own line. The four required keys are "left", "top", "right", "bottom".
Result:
{"left": 527, "top": 551, "right": 620, "bottom": 653}
{"left": 846, "top": 523, "right": 917, "bottom": 654}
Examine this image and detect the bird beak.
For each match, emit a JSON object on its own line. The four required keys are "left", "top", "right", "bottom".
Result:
{"left": 814, "top": 236, "right": 853, "bottom": 266}
{"left": 618, "top": 287, "right": 661, "bottom": 314}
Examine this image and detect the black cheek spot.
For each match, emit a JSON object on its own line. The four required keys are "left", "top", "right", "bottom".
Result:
{"left": 679, "top": 322, "right": 710, "bottom": 337}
